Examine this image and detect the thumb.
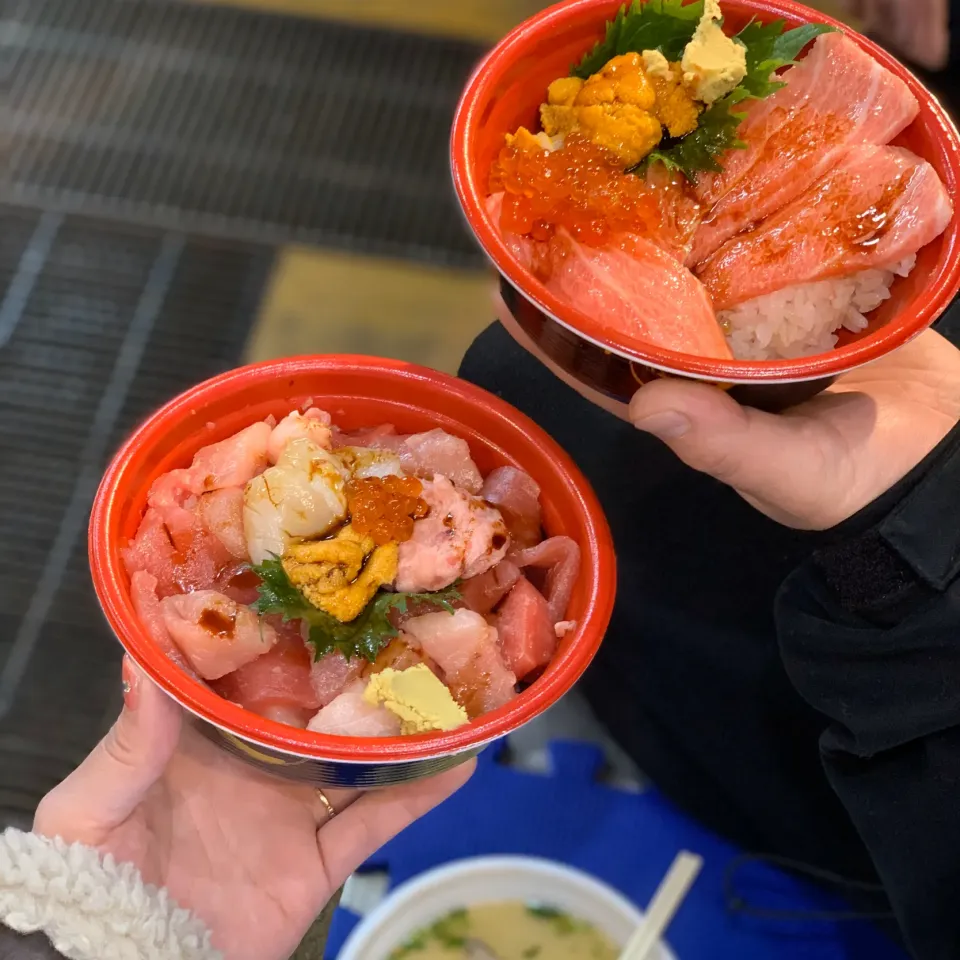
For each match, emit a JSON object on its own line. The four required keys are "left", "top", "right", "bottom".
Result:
{"left": 34, "top": 656, "right": 182, "bottom": 842}
{"left": 628, "top": 379, "right": 840, "bottom": 528}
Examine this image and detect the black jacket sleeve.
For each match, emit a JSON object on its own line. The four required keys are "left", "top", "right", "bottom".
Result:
{"left": 777, "top": 422, "right": 960, "bottom": 960}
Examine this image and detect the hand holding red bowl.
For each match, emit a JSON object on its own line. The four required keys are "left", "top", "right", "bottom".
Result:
{"left": 26, "top": 658, "right": 473, "bottom": 960}
{"left": 88, "top": 357, "right": 615, "bottom": 788}
{"left": 452, "top": 0, "right": 960, "bottom": 411}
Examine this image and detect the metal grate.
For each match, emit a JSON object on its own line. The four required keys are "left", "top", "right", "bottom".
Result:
{"left": 0, "top": 208, "right": 271, "bottom": 822}
{"left": 3, "top": 0, "right": 488, "bottom": 267}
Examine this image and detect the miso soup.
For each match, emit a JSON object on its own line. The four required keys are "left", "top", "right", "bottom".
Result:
{"left": 390, "top": 901, "right": 619, "bottom": 959}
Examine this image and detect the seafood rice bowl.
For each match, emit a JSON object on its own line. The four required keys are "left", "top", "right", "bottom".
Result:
{"left": 89, "top": 357, "right": 615, "bottom": 787}
{"left": 452, "top": 0, "right": 960, "bottom": 405}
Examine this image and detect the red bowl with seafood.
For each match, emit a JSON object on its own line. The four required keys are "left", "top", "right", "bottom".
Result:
{"left": 88, "top": 357, "right": 615, "bottom": 787}
{"left": 451, "top": 0, "right": 960, "bottom": 411}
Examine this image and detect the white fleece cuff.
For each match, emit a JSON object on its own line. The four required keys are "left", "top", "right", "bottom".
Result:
{"left": 0, "top": 828, "right": 221, "bottom": 960}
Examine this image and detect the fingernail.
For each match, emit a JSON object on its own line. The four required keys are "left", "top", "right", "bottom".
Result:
{"left": 632, "top": 411, "right": 691, "bottom": 440}
{"left": 122, "top": 657, "right": 141, "bottom": 712}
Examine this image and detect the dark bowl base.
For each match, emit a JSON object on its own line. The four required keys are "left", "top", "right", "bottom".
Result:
{"left": 500, "top": 279, "right": 837, "bottom": 413}
{"left": 193, "top": 716, "right": 482, "bottom": 788}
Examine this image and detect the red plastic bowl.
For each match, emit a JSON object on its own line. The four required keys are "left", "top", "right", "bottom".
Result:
{"left": 89, "top": 356, "right": 616, "bottom": 787}
{"left": 451, "top": 0, "right": 960, "bottom": 409}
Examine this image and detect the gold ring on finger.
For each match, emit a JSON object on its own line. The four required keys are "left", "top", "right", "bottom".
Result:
{"left": 315, "top": 788, "right": 337, "bottom": 823}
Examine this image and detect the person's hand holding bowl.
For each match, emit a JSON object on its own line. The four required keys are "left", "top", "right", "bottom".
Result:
{"left": 30, "top": 657, "right": 471, "bottom": 960}
{"left": 628, "top": 328, "right": 960, "bottom": 529}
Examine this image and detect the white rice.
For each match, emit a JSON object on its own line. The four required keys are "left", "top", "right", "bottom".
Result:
{"left": 720, "top": 256, "right": 917, "bottom": 361}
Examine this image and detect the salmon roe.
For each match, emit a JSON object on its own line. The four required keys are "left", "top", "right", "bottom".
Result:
{"left": 346, "top": 475, "right": 429, "bottom": 546}
{"left": 490, "top": 134, "right": 671, "bottom": 245}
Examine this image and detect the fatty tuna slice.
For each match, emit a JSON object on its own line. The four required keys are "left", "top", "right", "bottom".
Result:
{"left": 689, "top": 33, "right": 920, "bottom": 265}
{"left": 698, "top": 145, "right": 953, "bottom": 310}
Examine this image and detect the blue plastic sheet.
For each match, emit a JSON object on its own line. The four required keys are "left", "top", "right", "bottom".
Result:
{"left": 326, "top": 741, "right": 907, "bottom": 959}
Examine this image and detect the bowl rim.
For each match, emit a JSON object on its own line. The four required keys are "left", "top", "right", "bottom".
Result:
{"left": 88, "top": 355, "right": 616, "bottom": 763}
{"left": 450, "top": 0, "right": 960, "bottom": 384}
{"left": 337, "top": 855, "right": 672, "bottom": 959}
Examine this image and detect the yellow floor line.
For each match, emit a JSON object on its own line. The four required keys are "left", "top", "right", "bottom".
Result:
{"left": 198, "top": 0, "right": 856, "bottom": 42}
{"left": 195, "top": 0, "right": 547, "bottom": 42}
{"left": 246, "top": 247, "right": 496, "bottom": 375}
